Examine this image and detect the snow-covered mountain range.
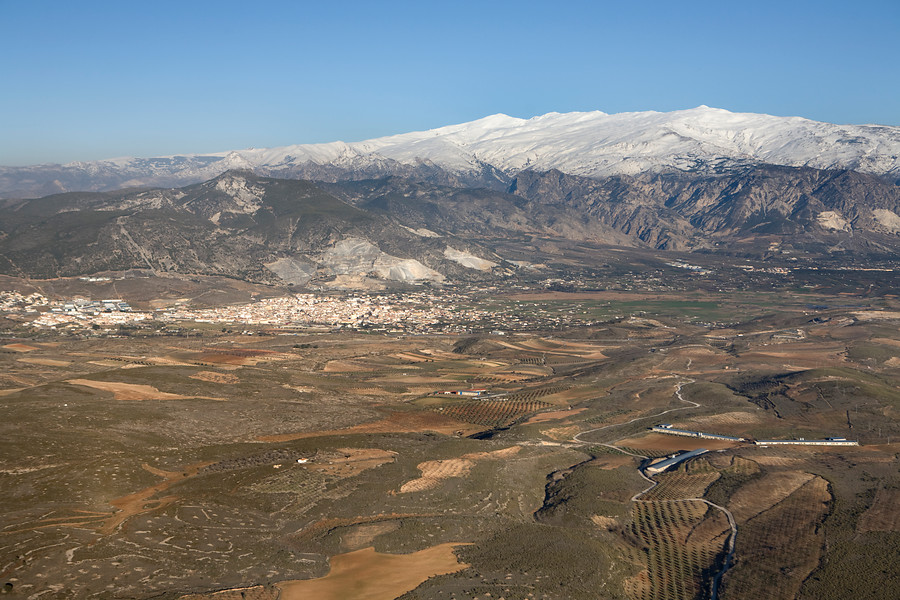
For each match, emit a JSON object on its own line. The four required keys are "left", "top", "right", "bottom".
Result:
{"left": 3, "top": 106, "right": 900, "bottom": 198}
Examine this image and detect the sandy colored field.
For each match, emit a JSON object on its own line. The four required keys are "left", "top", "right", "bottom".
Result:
{"left": 87, "top": 360, "right": 125, "bottom": 368}
{"left": 399, "top": 446, "right": 521, "bottom": 493}
{"left": 0, "top": 387, "right": 25, "bottom": 396}
{"left": 17, "top": 357, "right": 72, "bottom": 367}
{"left": 728, "top": 471, "right": 815, "bottom": 524}
{"left": 190, "top": 371, "right": 240, "bottom": 384}
{"left": 496, "top": 338, "right": 607, "bottom": 359}
{"left": 615, "top": 433, "right": 742, "bottom": 452}
{"left": 590, "top": 515, "right": 618, "bottom": 530}
{"left": 857, "top": 489, "right": 900, "bottom": 533}
{"left": 525, "top": 407, "right": 587, "bottom": 424}
{"left": 276, "top": 544, "right": 469, "bottom": 600}
{"left": 258, "top": 411, "right": 483, "bottom": 442}
{"left": 146, "top": 356, "right": 195, "bottom": 367}
{"left": 2, "top": 343, "right": 38, "bottom": 352}
{"left": 67, "top": 379, "right": 223, "bottom": 401}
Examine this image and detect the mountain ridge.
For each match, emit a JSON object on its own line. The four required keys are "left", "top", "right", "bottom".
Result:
{"left": 3, "top": 107, "right": 900, "bottom": 199}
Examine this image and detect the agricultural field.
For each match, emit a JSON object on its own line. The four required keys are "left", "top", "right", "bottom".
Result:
{"left": 1, "top": 269, "right": 900, "bottom": 599}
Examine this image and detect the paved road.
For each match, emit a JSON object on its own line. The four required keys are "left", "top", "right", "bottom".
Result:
{"left": 572, "top": 379, "right": 698, "bottom": 445}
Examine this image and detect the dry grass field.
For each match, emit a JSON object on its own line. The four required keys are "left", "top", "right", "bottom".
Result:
{"left": 2, "top": 277, "right": 899, "bottom": 599}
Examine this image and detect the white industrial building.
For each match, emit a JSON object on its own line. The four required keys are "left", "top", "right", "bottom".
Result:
{"left": 754, "top": 437, "right": 859, "bottom": 446}
{"left": 652, "top": 424, "right": 745, "bottom": 442}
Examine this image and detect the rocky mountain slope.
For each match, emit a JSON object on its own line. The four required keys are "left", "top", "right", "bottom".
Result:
{"left": 0, "top": 172, "right": 501, "bottom": 284}
{"left": 325, "top": 165, "right": 900, "bottom": 254}
{"left": 3, "top": 107, "right": 899, "bottom": 199}
{"left": 2, "top": 166, "right": 898, "bottom": 285}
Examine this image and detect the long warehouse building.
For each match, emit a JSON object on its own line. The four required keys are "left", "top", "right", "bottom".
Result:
{"left": 652, "top": 424, "right": 745, "bottom": 442}
{"left": 754, "top": 437, "right": 859, "bottom": 446}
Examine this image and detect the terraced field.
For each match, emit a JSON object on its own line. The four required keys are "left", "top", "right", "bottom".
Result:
{"left": 629, "top": 500, "right": 730, "bottom": 600}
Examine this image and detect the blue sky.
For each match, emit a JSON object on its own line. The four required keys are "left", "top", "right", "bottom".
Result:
{"left": 1, "top": 0, "right": 898, "bottom": 165}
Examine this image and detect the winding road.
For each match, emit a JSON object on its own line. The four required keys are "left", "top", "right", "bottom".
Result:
{"left": 569, "top": 379, "right": 738, "bottom": 600}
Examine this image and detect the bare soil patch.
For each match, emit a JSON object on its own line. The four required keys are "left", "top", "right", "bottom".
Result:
{"left": 2, "top": 343, "right": 38, "bottom": 352}
{"left": 17, "top": 357, "right": 71, "bottom": 367}
{"left": 399, "top": 446, "right": 521, "bottom": 493}
{"left": 67, "top": 379, "right": 223, "bottom": 401}
{"left": 276, "top": 543, "right": 469, "bottom": 600}
{"left": 310, "top": 448, "right": 397, "bottom": 479}
{"left": 590, "top": 515, "right": 618, "bottom": 530}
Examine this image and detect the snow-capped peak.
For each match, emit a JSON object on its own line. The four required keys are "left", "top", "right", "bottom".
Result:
{"left": 3, "top": 107, "right": 900, "bottom": 199}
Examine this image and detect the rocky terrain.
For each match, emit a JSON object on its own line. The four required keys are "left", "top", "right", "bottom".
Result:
{"left": 1, "top": 164, "right": 899, "bottom": 286}
{"left": 0, "top": 172, "right": 500, "bottom": 284}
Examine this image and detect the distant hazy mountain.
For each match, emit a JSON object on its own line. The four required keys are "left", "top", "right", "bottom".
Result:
{"left": 3, "top": 107, "right": 900, "bottom": 198}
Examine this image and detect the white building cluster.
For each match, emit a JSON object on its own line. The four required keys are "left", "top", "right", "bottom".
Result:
{"left": 164, "top": 293, "right": 491, "bottom": 332}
